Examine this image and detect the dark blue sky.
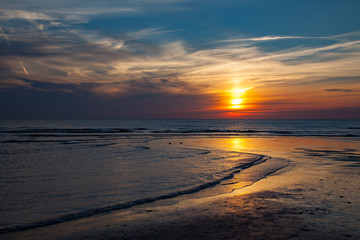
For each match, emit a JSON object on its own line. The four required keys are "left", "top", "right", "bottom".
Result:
{"left": 1, "top": 0, "right": 360, "bottom": 119}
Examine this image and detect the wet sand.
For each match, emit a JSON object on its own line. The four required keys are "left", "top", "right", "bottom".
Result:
{"left": 3, "top": 137, "right": 360, "bottom": 240}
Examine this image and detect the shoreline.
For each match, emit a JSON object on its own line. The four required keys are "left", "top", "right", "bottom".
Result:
{"left": 3, "top": 136, "right": 360, "bottom": 240}
{"left": 0, "top": 151, "right": 279, "bottom": 234}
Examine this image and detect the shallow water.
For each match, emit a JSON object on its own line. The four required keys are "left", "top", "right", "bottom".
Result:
{"left": 0, "top": 119, "right": 359, "bottom": 233}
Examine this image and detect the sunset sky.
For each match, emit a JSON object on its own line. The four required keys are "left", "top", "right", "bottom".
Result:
{"left": 1, "top": 0, "right": 360, "bottom": 119}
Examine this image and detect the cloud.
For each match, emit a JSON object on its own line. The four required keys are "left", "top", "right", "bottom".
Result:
{"left": 92, "top": 37, "right": 124, "bottom": 50}
{"left": 0, "top": 27, "right": 11, "bottom": 47}
{"left": 127, "top": 28, "right": 181, "bottom": 40}
{"left": 19, "top": 61, "right": 30, "bottom": 78}
{"left": 0, "top": 9, "right": 55, "bottom": 21}
{"left": 57, "top": 7, "right": 138, "bottom": 23}
{"left": 1, "top": 18, "right": 360, "bottom": 109}
{"left": 0, "top": 0, "right": 186, "bottom": 24}
{"left": 251, "top": 40, "right": 360, "bottom": 63}
{"left": 325, "top": 88, "right": 355, "bottom": 92}
{"left": 217, "top": 35, "right": 326, "bottom": 43}
{"left": 59, "top": 7, "right": 138, "bottom": 16}
{"left": 0, "top": 85, "right": 219, "bottom": 119}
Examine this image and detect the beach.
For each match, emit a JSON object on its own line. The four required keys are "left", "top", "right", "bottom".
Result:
{"left": 1, "top": 0, "right": 360, "bottom": 237}
{"left": 3, "top": 135, "right": 359, "bottom": 240}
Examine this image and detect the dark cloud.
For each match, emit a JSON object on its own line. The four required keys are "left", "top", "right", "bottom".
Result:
{"left": 0, "top": 85, "right": 218, "bottom": 119}
{"left": 325, "top": 88, "right": 355, "bottom": 92}
{"left": 0, "top": 17, "right": 197, "bottom": 96}
{"left": 126, "top": 75, "right": 190, "bottom": 92}
{"left": 312, "top": 76, "right": 360, "bottom": 85}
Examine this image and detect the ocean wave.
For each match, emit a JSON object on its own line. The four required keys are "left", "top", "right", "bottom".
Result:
{"left": 0, "top": 128, "right": 134, "bottom": 134}
{"left": 0, "top": 155, "right": 272, "bottom": 235}
{"left": 1, "top": 124, "right": 359, "bottom": 138}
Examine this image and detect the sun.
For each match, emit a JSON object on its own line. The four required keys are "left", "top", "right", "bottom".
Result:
{"left": 228, "top": 87, "right": 251, "bottom": 109}
{"left": 231, "top": 98, "right": 243, "bottom": 109}
{"left": 211, "top": 87, "right": 252, "bottom": 113}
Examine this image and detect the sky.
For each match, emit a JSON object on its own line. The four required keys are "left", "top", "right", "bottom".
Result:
{"left": 0, "top": 0, "right": 360, "bottom": 119}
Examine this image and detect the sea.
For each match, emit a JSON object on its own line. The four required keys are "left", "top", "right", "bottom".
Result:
{"left": 0, "top": 119, "right": 359, "bottom": 233}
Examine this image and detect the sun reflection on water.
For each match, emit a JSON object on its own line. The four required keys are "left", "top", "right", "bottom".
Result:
{"left": 229, "top": 138, "right": 247, "bottom": 151}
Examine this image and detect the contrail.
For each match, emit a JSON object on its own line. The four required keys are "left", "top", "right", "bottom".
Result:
{"left": 0, "top": 27, "right": 11, "bottom": 47}
{"left": 19, "top": 61, "right": 30, "bottom": 78}
{"left": 0, "top": 27, "right": 31, "bottom": 79}
{"left": 1, "top": 27, "right": 31, "bottom": 79}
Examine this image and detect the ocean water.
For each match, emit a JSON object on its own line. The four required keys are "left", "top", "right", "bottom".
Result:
{"left": 0, "top": 119, "right": 359, "bottom": 233}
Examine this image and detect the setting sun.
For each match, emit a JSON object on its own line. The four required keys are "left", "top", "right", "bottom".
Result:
{"left": 231, "top": 98, "right": 243, "bottom": 109}
{"left": 228, "top": 87, "right": 251, "bottom": 110}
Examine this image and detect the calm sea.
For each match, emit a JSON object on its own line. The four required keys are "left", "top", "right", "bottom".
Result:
{"left": 0, "top": 119, "right": 359, "bottom": 233}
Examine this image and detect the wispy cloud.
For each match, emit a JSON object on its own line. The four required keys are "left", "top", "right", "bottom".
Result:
{"left": 127, "top": 28, "right": 182, "bottom": 40}
{"left": 1, "top": 18, "right": 360, "bottom": 111}
{"left": 0, "top": 0, "right": 184, "bottom": 23}
{"left": 257, "top": 40, "right": 360, "bottom": 61}
{"left": 217, "top": 35, "right": 327, "bottom": 43}
{"left": 56, "top": 7, "right": 138, "bottom": 23}
{"left": 0, "top": 9, "right": 55, "bottom": 21}
{"left": 57, "top": 7, "right": 138, "bottom": 16}
{"left": 0, "top": 27, "right": 11, "bottom": 47}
